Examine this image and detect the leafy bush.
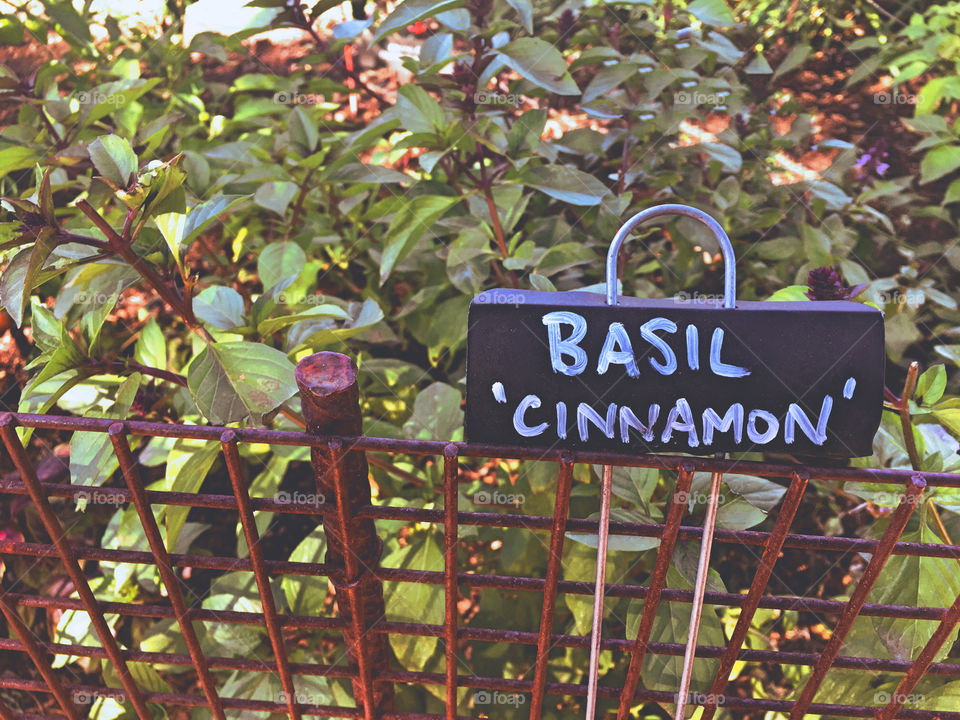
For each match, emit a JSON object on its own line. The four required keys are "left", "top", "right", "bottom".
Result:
{"left": 2, "top": 0, "right": 960, "bottom": 717}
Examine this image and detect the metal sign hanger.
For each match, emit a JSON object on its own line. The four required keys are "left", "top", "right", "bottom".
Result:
{"left": 586, "top": 205, "right": 734, "bottom": 720}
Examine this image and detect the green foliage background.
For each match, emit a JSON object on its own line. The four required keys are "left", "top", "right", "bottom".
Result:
{"left": 3, "top": 0, "right": 960, "bottom": 717}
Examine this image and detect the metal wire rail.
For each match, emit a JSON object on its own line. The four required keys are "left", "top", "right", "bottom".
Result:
{"left": 0, "top": 353, "right": 959, "bottom": 720}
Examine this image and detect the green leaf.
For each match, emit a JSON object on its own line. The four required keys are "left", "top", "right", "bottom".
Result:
{"left": 919, "top": 681, "right": 960, "bottom": 711}
{"left": 282, "top": 526, "right": 328, "bottom": 616}
{"left": 134, "top": 156, "right": 187, "bottom": 231}
{"left": 519, "top": 165, "right": 609, "bottom": 206}
{"left": 187, "top": 341, "right": 297, "bottom": 424}
{"left": 701, "top": 142, "right": 742, "bottom": 173}
{"left": 915, "top": 76, "right": 950, "bottom": 116}
{"left": 253, "top": 180, "right": 298, "bottom": 216}
{"left": 496, "top": 38, "right": 580, "bottom": 96}
{"left": 258, "top": 241, "right": 307, "bottom": 289}
{"left": 164, "top": 438, "right": 219, "bottom": 553}
{"left": 627, "top": 565, "right": 724, "bottom": 693}
{"left": 921, "top": 145, "right": 960, "bottom": 184}
{"left": 916, "top": 364, "right": 947, "bottom": 405}
{"left": 712, "top": 473, "right": 786, "bottom": 511}
{"left": 933, "top": 407, "right": 960, "bottom": 439}
{"left": 744, "top": 52, "right": 772, "bottom": 74}
{"left": 872, "top": 523, "right": 960, "bottom": 662}
{"left": 716, "top": 496, "right": 767, "bottom": 529}
{"left": 567, "top": 507, "right": 661, "bottom": 552}
{"left": 397, "top": 85, "right": 445, "bottom": 134}
{"left": 155, "top": 212, "right": 188, "bottom": 273}
{"left": 0, "top": 144, "right": 37, "bottom": 179}
{"left": 134, "top": 316, "right": 167, "bottom": 369}
{"left": 945, "top": 178, "right": 960, "bottom": 204}
{"left": 380, "top": 195, "right": 461, "bottom": 284}
{"left": 686, "top": 0, "right": 735, "bottom": 26}
{"left": 193, "top": 285, "right": 246, "bottom": 330}
{"left": 772, "top": 44, "right": 810, "bottom": 80}
{"left": 289, "top": 105, "right": 319, "bottom": 155}
{"left": 183, "top": 193, "right": 248, "bottom": 242}
{"left": 0, "top": 226, "right": 58, "bottom": 327}
{"left": 70, "top": 430, "right": 119, "bottom": 490}
{"left": 383, "top": 536, "right": 445, "bottom": 670}
{"left": 88, "top": 135, "right": 138, "bottom": 188}
{"left": 74, "top": 77, "right": 162, "bottom": 128}
{"left": 504, "top": 0, "right": 533, "bottom": 33}
{"left": 564, "top": 542, "right": 631, "bottom": 634}
{"left": 604, "top": 465, "right": 659, "bottom": 506}
{"left": 258, "top": 303, "right": 350, "bottom": 337}
{"left": 103, "top": 661, "right": 171, "bottom": 695}
{"left": 285, "top": 298, "right": 384, "bottom": 351}
{"left": 29, "top": 299, "right": 62, "bottom": 354}
{"left": 46, "top": 0, "right": 93, "bottom": 41}
{"left": 52, "top": 579, "right": 119, "bottom": 668}
{"left": 766, "top": 285, "right": 810, "bottom": 302}
{"left": 327, "top": 163, "right": 410, "bottom": 183}
{"left": 529, "top": 273, "right": 556, "bottom": 291}
{"left": 156, "top": 194, "right": 248, "bottom": 272}
{"left": 371, "top": 0, "right": 465, "bottom": 44}
{"left": 70, "top": 375, "right": 141, "bottom": 492}
{"left": 403, "top": 382, "right": 463, "bottom": 440}
{"left": 201, "top": 572, "right": 268, "bottom": 656}
{"left": 582, "top": 63, "right": 637, "bottom": 103}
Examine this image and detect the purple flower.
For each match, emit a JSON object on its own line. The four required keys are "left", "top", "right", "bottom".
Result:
{"left": 805, "top": 266, "right": 866, "bottom": 301}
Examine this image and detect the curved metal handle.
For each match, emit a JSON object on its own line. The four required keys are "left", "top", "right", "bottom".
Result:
{"left": 605, "top": 204, "right": 736, "bottom": 308}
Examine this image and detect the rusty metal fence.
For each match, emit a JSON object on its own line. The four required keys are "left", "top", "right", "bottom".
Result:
{"left": 1, "top": 352, "right": 959, "bottom": 720}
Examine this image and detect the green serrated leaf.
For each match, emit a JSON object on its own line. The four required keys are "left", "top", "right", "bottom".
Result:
{"left": 380, "top": 195, "right": 460, "bottom": 284}
{"left": 187, "top": 341, "right": 297, "bottom": 424}
{"left": 519, "top": 164, "right": 609, "bottom": 206}
{"left": 371, "top": 0, "right": 465, "bottom": 44}
{"left": 383, "top": 536, "right": 444, "bottom": 670}
{"left": 258, "top": 241, "right": 307, "bottom": 290}
{"left": 282, "top": 526, "right": 328, "bottom": 616}
{"left": 0, "top": 226, "right": 58, "bottom": 327}
{"left": 497, "top": 37, "right": 579, "bottom": 95}
{"left": 193, "top": 285, "right": 246, "bottom": 330}
{"left": 686, "top": 0, "right": 735, "bottom": 27}
{"left": 289, "top": 105, "right": 319, "bottom": 155}
{"left": 89, "top": 135, "right": 138, "bottom": 188}
{"left": 872, "top": 523, "right": 960, "bottom": 662}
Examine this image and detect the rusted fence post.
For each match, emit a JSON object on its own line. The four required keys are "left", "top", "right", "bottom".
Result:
{"left": 295, "top": 352, "right": 394, "bottom": 718}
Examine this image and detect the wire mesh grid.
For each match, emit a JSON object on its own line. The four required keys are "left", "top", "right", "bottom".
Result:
{"left": 1, "top": 404, "right": 960, "bottom": 720}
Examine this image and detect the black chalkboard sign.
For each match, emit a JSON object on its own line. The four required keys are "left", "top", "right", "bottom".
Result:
{"left": 464, "top": 206, "right": 885, "bottom": 458}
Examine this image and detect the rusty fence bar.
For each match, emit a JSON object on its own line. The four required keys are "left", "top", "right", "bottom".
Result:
{"left": 0, "top": 352, "right": 959, "bottom": 719}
